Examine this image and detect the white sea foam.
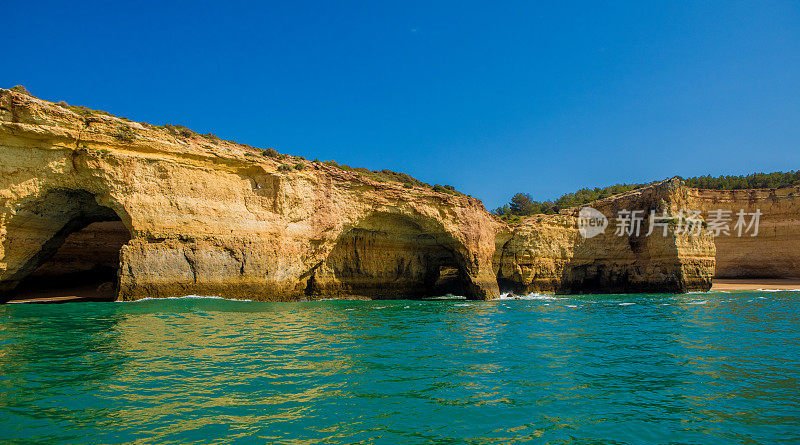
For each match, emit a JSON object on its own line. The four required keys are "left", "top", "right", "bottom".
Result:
{"left": 119, "top": 295, "right": 252, "bottom": 303}
{"left": 687, "top": 300, "right": 707, "bottom": 305}
{"left": 425, "top": 295, "right": 466, "bottom": 300}
{"left": 688, "top": 290, "right": 735, "bottom": 295}
{"left": 619, "top": 302, "right": 636, "bottom": 306}
{"left": 496, "top": 292, "right": 561, "bottom": 301}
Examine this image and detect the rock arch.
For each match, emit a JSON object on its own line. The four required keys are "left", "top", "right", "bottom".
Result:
{"left": 0, "top": 189, "right": 132, "bottom": 301}
{"left": 305, "top": 212, "right": 481, "bottom": 299}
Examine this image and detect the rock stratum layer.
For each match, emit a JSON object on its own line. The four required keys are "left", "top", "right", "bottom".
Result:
{"left": 687, "top": 186, "right": 800, "bottom": 279}
{"left": 4, "top": 88, "right": 781, "bottom": 301}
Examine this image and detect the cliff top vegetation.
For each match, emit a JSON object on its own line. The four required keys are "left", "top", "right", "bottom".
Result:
{"left": 494, "top": 171, "right": 800, "bottom": 221}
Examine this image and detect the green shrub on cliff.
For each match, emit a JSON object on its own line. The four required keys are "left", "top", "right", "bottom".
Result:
{"left": 67, "top": 105, "right": 113, "bottom": 119}
{"left": 113, "top": 125, "right": 136, "bottom": 142}
{"left": 433, "top": 184, "right": 458, "bottom": 195}
{"left": 163, "top": 124, "right": 195, "bottom": 138}
{"left": 10, "top": 85, "right": 30, "bottom": 95}
{"left": 493, "top": 184, "right": 648, "bottom": 219}
{"left": 684, "top": 171, "right": 800, "bottom": 190}
{"left": 320, "top": 160, "right": 435, "bottom": 189}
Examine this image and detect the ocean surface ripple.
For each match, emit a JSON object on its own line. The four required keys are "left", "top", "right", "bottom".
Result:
{"left": 1, "top": 291, "right": 799, "bottom": 444}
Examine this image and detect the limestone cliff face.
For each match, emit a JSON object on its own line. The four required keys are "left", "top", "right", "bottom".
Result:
{"left": 0, "top": 89, "right": 500, "bottom": 301}
{"left": 496, "top": 179, "right": 716, "bottom": 294}
{"left": 0, "top": 88, "right": 719, "bottom": 301}
{"left": 687, "top": 186, "right": 800, "bottom": 279}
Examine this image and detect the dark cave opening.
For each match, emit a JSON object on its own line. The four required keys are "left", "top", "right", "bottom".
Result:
{"left": 305, "top": 214, "right": 472, "bottom": 300}
{"left": 3, "top": 190, "right": 131, "bottom": 302}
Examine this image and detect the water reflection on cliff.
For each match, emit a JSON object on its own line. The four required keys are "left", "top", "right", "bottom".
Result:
{"left": 1, "top": 292, "right": 798, "bottom": 443}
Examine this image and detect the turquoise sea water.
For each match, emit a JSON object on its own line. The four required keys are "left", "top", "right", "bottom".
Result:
{"left": 1, "top": 292, "right": 798, "bottom": 444}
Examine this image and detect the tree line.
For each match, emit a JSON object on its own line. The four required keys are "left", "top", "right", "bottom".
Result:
{"left": 493, "top": 170, "right": 800, "bottom": 221}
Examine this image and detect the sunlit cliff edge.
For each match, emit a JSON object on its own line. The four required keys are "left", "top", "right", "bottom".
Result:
{"left": 0, "top": 87, "right": 794, "bottom": 301}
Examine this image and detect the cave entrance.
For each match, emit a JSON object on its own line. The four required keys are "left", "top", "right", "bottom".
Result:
{"left": 305, "top": 213, "right": 472, "bottom": 300}
{"left": 2, "top": 190, "right": 132, "bottom": 302}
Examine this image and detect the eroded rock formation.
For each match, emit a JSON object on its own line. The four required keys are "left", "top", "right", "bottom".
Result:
{"left": 0, "top": 88, "right": 725, "bottom": 301}
{"left": 0, "top": 88, "right": 500, "bottom": 301}
{"left": 306, "top": 213, "right": 471, "bottom": 298}
{"left": 495, "top": 179, "right": 716, "bottom": 294}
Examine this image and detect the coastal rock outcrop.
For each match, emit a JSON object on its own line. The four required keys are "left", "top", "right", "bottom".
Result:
{"left": 0, "top": 88, "right": 720, "bottom": 301}
{"left": 0, "top": 88, "right": 501, "bottom": 301}
{"left": 495, "top": 179, "right": 716, "bottom": 294}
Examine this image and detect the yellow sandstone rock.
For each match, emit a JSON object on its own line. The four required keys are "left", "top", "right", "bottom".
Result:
{"left": 0, "top": 88, "right": 500, "bottom": 301}
{"left": 496, "top": 178, "right": 716, "bottom": 294}
{"left": 687, "top": 186, "right": 800, "bottom": 279}
{"left": 0, "top": 88, "right": 733, "bottom": 301}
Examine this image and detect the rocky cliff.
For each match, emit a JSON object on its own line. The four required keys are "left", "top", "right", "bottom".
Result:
{"left": 0, "top": 88, "right": 717, "bottom": 301}
{"left": 495, "top": 179, "right": 716, "bottom": 294}
{"left": 687, "top": 186, "right": 800, "bottom": 279}
{"left": 0, "top": 88, "right": 503, "bottom": 301}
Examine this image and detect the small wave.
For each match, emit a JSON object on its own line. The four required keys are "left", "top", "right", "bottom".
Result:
{"left": 755, "top": 289, "right": 796, "bottom": 292}
{"left": 618, "top": 302, "right": 636, "bottom": 306}
{"left": 688, "top": 300, "right": 707, "bottom": 305}
{"left": 566, "top": 304, "right": 579, "bottom": 308}
{"left": 118, "top": 295, "right": 252, "bottom": 303}
{"left": 496, "top": 292, "right": 561, "bottom": 301}
{"left": 424, "top": 295, "right": 466, "bottom": 300}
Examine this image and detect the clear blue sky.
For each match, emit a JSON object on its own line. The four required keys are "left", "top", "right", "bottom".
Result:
{"left": 4, "top": 1, "right": 799, "bottom": 208}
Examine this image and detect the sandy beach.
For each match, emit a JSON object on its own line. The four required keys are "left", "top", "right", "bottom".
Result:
{"left": 711, "top": 279, "right": 800, "bottom": 291}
